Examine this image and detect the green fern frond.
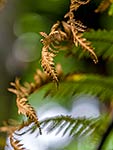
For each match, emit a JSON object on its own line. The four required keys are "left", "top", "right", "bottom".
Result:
{"left": 43, "top": 74, "right": 113, "bottom": 102}
{"left": 41, "top": 115, "right": 100, "bottom": 137}
{"left": 26, "top": 115, "right": 103, "bottom": 138}
{"left": 72, "top": 30, "right": 113, "bottom": 61}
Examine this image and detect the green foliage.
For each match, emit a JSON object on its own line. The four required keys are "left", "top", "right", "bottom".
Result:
{"left": 45, "top": 74, "right": 113, "bottom": 102}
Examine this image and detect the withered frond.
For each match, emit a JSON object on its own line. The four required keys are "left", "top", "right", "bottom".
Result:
{"left": 40, "top": 21, "right": 67, "bottom": 84}
{"left": 8, "top": 70, "right": 50, "bottom": 135}
{"left": 72, "top": 30, "right": 98, "bottom": 63}
{"left": 62, "top": 20, "right": 98, "bottom": 63}
{"left": 0, "top": 120, "right": 33, "bottom": 149}
{"left": 8, "top": 66, "right": 63, "bottom": 136}
{"left": 0, "top": 120, "right": 28, "bottom": 150}
{"left": 8, "top": 69, "right": 50, "bottom": 99}
{"left": 10, "top": 134, "right": 27, "bottom": 150}
{"left": 0, "top": 121, "right": 18, "bottom": 135}
{"left": 65, "top": 0, "right": 90, "bottom": 19}
{"left": 16, "top": 98, "right": 42, "bottom": 135}
{"left": 41, "top": 45, "right": 58, "bottom": 84}
{"left": 95, "top": 0, "right": 112, "bottom": 13}
{"left": 8, "top": 78, "right": 30, "bottom": 98}
{"left": 70, "top": 0, "right": 90, "bottom": 12}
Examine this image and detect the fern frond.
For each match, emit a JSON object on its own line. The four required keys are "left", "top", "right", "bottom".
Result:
{"left": 43, "top": 74, "right": 113, "bottom": 102}
{"left": 71, "top": 29, "right": 98, "bottom": 63}
{"left": 40, "top": 115, "right": 102, "bottom": 137}
{"left": 69, "top": 0, "right": 90, "bottom": 12}
{"left": 70, "top": 30, "right": 113, "bottom": 61}
{"left": 8, "top": 65, "right": 62, "bottom": 132}
{"left": 77, "top": 30, "right": 113, "bottom": 61}
{"left": 8, "top": 69, "right": 50, "bottom": 99}
{"left": 0, "top": 119, "right": 28, "bottom": 150}
{"left": 0, "top": 120, "right": 34, "bottom": 149}
{"left": 0, "top": 126, "right": 17, "bottom": 136}
{"left": 10, "top": 134, "right": 27, "bottom": 150}
{"left": 0, "top": 120, "right": 19, "bottom": 135}
{"left": 40, "top": 21, "right": 67, "bottom": 84}
{"left": 16, "top": 97, "right": 41, "bottom": 132}
{"left": 95, "top": 0, "right": 112, "bottom": 13}
{"left": 8, "top": 78, "right": 30, "bottom": 98}
{"left": 41, "top": 45, "right": 59, "bottom": 84}
{"left": 8, "top": 71, "right": 50, "bottom": 135}
{"left": 19, "top": 115, "right": 104, "bottom": 138}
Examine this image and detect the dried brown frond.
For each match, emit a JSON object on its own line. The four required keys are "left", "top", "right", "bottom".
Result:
{"left": 8, "top": 70, "right": 50, "bottom": 135}
{"left": 8, "top": 66, "right": 63, "bottom": 136}
{"left": 10, "top": 134, "right": 27, "bottom": 150}
{"left": 8, "top": 69, "right": 48, "bottom": 98}
{"left": 70, "top": 0, "right": 90, "bottom": 11}
{"left": 16, "top": 97, "right": 42, "bottom": 135}
{"left": 0, "top": 122, "right": 17, "bottom": 135}
{"left": 0, "top": 120, "right": 28, "bottom": 149}
{"left": 0, "top": 119, "right": 41, "bottom": 149}
{"left": 0, "top": 120, "right": 33, "bottom": 137}
{"left": 40, "top": 0, "right": 98, "bottom": 84}
{"left": 41, "top": 45, "right": 58, "bottom": 84}
{"left": 95, "top": 0, "right": 112, "bottom": 13}
{"left": 40, "top": 21, "right": 67, "bottom": 85}
{"left": 8, "top": 78, "right": 30, "bottom": 98}
{"left": 71, "top": 29, "right": 98, "bottom": 63}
